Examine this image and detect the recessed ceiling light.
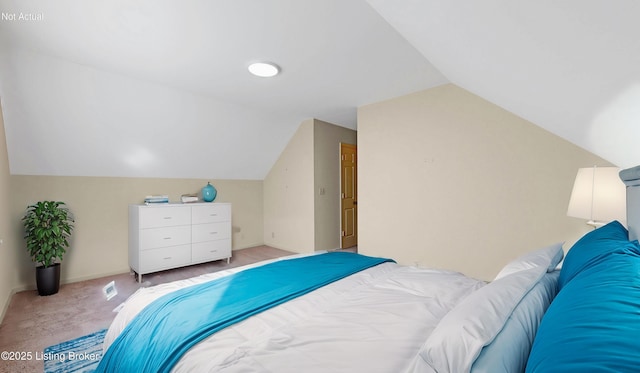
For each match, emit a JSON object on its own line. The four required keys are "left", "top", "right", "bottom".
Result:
{"left": 248, "top": 62, "right": 280, "bottom": 78}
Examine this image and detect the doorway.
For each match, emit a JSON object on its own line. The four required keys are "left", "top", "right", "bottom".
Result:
{"left": 340, "top": 143, "right": 357, "bottom": 249}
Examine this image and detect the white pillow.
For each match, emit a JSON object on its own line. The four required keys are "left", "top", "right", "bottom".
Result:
{"left": 494, "top": 242, "right": 564, "bottom": 280}
{"left": 418, "top": 265, "right": 547, "bottom": 373}
{"left": 471, "top": 271, "right": 559, "bottom": 373}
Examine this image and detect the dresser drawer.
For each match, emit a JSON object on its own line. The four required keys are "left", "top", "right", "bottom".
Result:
{"left": 192, "top": 222, "right": 231, "bottom": 243}
{"left": 192, "top": 240, "right": 231, "bottom": 263}
{"left": 139, "top": 206, "right": 191, "bottom": 228}
{"left": 139, "top": 244, "right": 191, "bottom": 273}
{"left": 191, "top": 204, "right": 231, "bottom": 224}
{"left": 140, "top": 225, "right": 191, "bottom": 250}
{"left": 129, "top": 203, "right": 232, "bottom": 282}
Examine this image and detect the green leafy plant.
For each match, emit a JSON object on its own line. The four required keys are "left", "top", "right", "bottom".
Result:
{"left": 22, "top": 201, "right": 74, "bottom": 268}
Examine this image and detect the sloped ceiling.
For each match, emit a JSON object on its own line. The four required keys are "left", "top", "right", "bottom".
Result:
{"left": 367, "top": 0, "right": 640, "bottom": 169}
{"left": 0, "top": 0, "right": 445, "bottom": 179}
{"left": 0, "top": 1, "right": 639, "bottom": 180}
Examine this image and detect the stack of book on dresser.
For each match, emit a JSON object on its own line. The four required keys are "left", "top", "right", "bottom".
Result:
{"left": 144, "top": 195, "right": 169, "bottom": 204}
{"left": 180, "top": 194, "right": 199, "bottom": 203}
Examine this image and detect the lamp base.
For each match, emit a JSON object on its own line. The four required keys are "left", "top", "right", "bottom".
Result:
{"left": 586, "top": 220, "right": 607, "bottom": 228}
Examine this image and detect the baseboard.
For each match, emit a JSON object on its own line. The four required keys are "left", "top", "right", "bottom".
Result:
{"left": 7, "top": 268, "right": 133, "bottom": 298}
{"left": 62, "top": 269, "right": 132, "bottom": 285}
{"left": 0, "top": 288, "right": 18, "bottom": 325}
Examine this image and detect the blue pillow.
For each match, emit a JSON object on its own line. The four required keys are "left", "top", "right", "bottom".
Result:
{"left": 558, "top": 221, "right": 630, "bottom": 288}
{"left": 526, "top": 249, "right": 640, "bottom": 372}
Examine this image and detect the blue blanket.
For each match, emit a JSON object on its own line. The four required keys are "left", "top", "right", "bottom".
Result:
{"left": 96, "top": 252, "right": 393, "bottom": 373}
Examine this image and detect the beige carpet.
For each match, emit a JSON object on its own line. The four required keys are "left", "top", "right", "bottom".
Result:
{"left": 0, "top": 245, "right": 294, "bottom": 373}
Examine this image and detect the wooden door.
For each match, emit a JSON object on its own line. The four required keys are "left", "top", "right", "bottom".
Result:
{"left": 340, "top": 143, "right": 357, "bottom": 248}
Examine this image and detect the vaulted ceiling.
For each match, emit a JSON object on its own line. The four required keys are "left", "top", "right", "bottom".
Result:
{"left": 0, "top": 1, "right": 638, "bottom": 179}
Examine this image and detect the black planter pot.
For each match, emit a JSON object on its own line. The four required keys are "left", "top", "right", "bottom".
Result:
{"left": 36, "top": 263, "right": 61, "bottom": 296}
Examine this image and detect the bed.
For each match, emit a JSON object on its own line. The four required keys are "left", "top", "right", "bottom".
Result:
{"left": 97, "top": 166, "right": 640, "bottom": 373}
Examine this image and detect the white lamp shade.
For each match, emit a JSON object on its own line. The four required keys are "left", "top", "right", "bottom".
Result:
{"left": 567, "top": 166, "right": 626, "bottom": 224}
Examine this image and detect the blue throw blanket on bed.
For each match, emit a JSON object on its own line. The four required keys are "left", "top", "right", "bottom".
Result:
{"left": 96, "top": 252, "right": 393, "bottom": 373}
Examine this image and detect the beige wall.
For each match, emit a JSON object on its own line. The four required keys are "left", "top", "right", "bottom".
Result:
{"left": 263, "top": 119, "right": 315, "bottom": 253}
{"left": 0, "top": 82, "right": 614, "bottom": 318}
{"left": 358, "top": 84, "right": 610, "bottom": 281}
{"left": 0, "top": 100, "right": 17, "bottom": 321}
{"left": 314, "top": 120, "right": 357, "bottom": 251}
{"left": 263, "top": 119, "right": 356, "bottom": 253}
{"left": 9, "top": 176, "right": 263, "bottom": 290}
{"left": 3, "top": 115, "right": 352, "bottom": 318}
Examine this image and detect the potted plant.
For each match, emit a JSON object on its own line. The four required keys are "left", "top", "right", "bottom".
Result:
{"left": 22, "top": 201, "right": 74, "bottom": 296}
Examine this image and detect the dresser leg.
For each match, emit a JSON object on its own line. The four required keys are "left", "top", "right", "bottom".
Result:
{"left": 227, "top": 257, "right": 230, "bottom": 264}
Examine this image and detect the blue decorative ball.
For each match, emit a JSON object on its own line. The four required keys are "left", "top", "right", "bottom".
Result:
{"left": 202, "top": 182, "right": 217, "bottom": 202}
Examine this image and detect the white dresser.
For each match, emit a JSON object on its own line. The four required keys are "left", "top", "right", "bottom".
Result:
{"left": 128, "top": 203, "right": 232, "bottom": 282}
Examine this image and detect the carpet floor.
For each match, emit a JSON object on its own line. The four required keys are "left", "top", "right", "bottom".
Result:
{"left": 0, "top": 245, "right": 294, "bottom": 373}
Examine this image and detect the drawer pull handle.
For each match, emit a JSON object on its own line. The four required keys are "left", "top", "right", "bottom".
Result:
{"left": 209, "top": 250, "right": 218, "bottom": 253}
{"left": 163, "top": 217, "right": 172, "bottom": 220}
{"left": 210, "top": 214, "right": 217, "bottom": 217}
{"left": 210, "top": 232, "right": 218, "bottom": 235}
{"left": 163, "top": 237, "right": 172, "bottom": 240}
{"left": 163, "top": 257, "right": 172, "bottom": 260}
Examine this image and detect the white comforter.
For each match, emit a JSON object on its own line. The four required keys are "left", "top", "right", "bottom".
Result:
{"left": 105, "top": 254, "right": 485, "bottom": 373}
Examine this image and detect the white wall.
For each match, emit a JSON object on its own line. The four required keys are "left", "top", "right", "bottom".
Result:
{"left": 358, "top": 84, "right": 610, "bottom": 280}
{"left": 1, "top": 49, "right": 298, "bottom": 180}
